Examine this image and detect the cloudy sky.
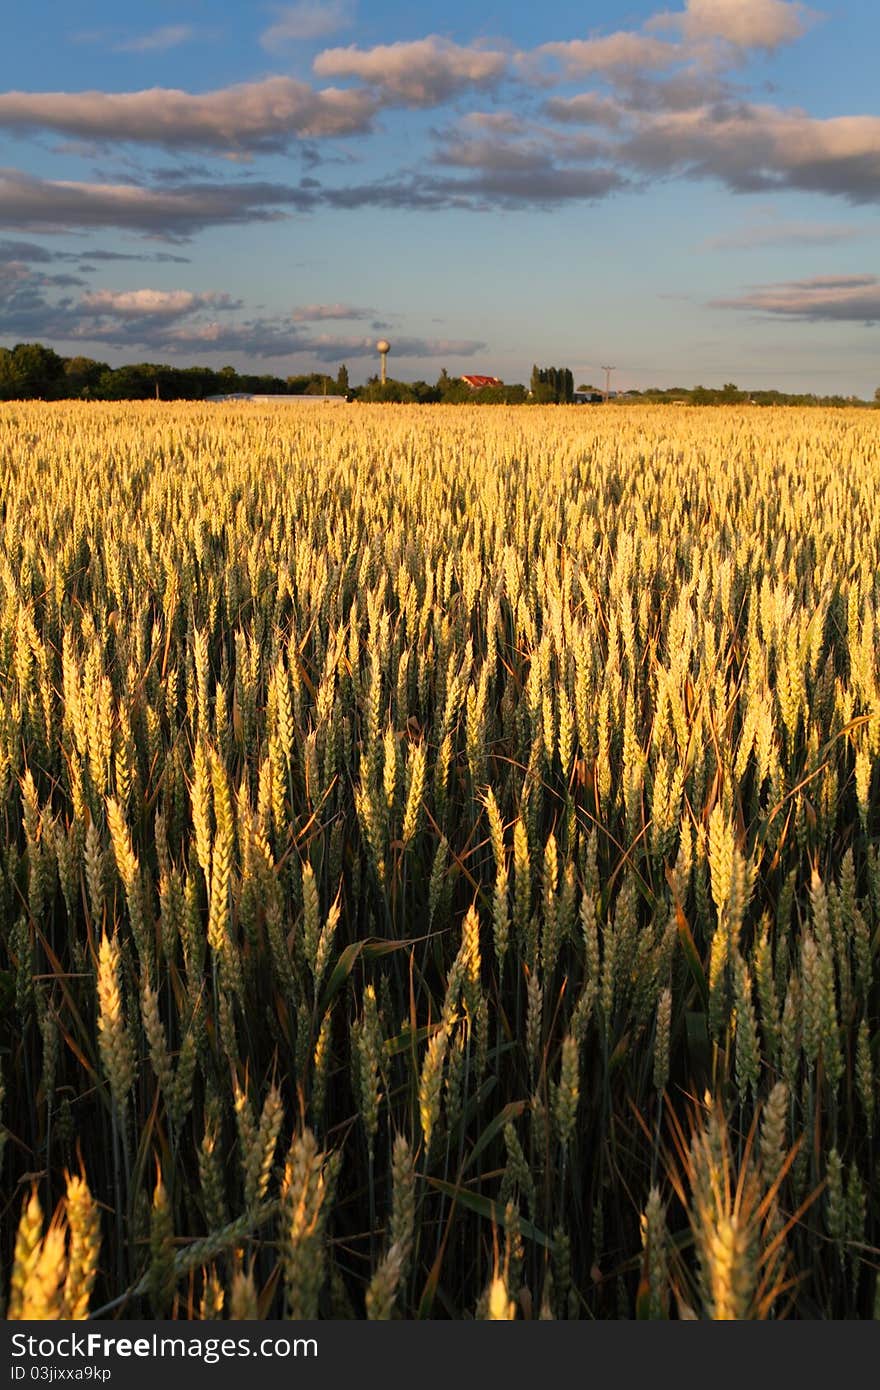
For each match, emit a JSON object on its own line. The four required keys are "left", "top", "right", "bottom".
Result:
{"left": 1, "top": 0, "right": 878, "bottom": 391}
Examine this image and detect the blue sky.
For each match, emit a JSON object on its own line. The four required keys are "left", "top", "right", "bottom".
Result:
{"left": 1, "top": 0, "right": 879, "bottom": 392}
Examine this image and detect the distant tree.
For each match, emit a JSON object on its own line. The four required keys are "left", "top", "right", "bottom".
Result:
{"left": 336, "top": 364, "right": 350, "bottom": 395}
{"left": 410, "top": 379, "right": 441, "bottom": 403}
{"left": 875, "top": 386, "right": 880, "bottom": 403}
{"left": 95, "top": 365, "right": 153, "bottom": 400}
{"left": 530, "top": 364, "right": 573, "bottom": 403}
{"left": 434, "top": 370, "right": 470, "bottom": 403}
{"left": 0, "top": 348, "right": 17, "bottom": 399}
{"left": 357, "top": 377, "right": 415, "bottom": 403}
{"left": 64, "top": 356, "right": 108, "bottom": 394}
{"left": 0, "top": 341, "right": 65, "bottom": 397}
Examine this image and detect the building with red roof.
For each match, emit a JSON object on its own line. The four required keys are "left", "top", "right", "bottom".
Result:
{"left": 460, "top": 374, "right": 503, "bottom": 389}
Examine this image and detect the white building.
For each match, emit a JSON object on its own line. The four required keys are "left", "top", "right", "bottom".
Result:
{"left": 204, "top": 393, "right": 347, "bottom": 404}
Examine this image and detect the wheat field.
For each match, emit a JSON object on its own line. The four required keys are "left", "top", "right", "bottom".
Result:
{"left": 1, "top": 400, "right": 878, "bottom": 1320}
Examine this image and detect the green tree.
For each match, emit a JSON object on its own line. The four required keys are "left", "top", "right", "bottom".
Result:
{"left": 336, "top": 364, "right": 350, "bottom": 395}
{"left": 0, "top": 342, "right": 65, "bottom": 398}
{"left": 357, "top": 377, "right": 415, "bottom": 403}
{"left": 63, "top": 356, "right": 109, "bottom": 396}
{"left": 531, "top": 364, "right": 573, "bottom": 403}
{"left": 410, "top": 379, "right": 441, "bottom": 403}
{"left": 95, "top": 364, "right": 154, "bottom": 400}
{"left": 0, "top": 348, "right": 17, "bottom": 399}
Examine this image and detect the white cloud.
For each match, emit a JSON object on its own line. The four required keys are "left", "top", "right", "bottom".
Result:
{"left": 313, "top": 36, "right": 509, "bottom": 105}
{"left": 532, "top": 3, "right": 816, "bottom": 86}
{"left": 261, "top": 1, "right": 355, "bottom": 50}
{"left": 0, "top": 77, "right": 378, "bottom": 153}
{"left": 113, "top": 26, "right": 194, "bottom": 54}
{"left": 669, "top": 0, "right": 816, "bottom": 50}
{"left": 80, "top": 288, "right": 237, "bottom": 318}
{"left": 0, "top": 5, "right": 868, "bottom": 221}
{"left": 537, "top": 32, "right": 681, "bottom": 77}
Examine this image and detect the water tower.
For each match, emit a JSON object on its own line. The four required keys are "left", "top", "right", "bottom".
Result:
{"left": 376, "top": 339, "right": 391, "bottom": 386}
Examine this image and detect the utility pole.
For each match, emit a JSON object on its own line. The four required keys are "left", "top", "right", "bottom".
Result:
{"left": 601, "top": 365, "right": 615, "bottom": 402}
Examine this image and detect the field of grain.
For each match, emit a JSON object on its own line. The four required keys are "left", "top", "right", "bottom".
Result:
{"left": 1, "top": 401, "right": 878, "bottom": 1320}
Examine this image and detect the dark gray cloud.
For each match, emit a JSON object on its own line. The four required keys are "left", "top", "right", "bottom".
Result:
{"left": 610, "top": 71, "right": 734, "bottom": 114}
{"left": 434, "top": 117, "right": 607, "bottom": 173}
{"left": 6, "top": 85, "right": 878, "bottom": 233}
{"left": 0, "top": 5, "right": 875, "bottom": 221}
{"left": 0, "top": 165, "right": 612, "bottom": 240}
{"left": 0, "top": 264, "right": 82, "bottom": 341}
{"left": 144, "top": 164, "right": 227, "bottom": 186}
{"left": 0, "top": 261, "right": 485, "bottom": 362}
{"left": 0, "top": 168, "right": 318, "bottom": 238}
{"left": 159, "top": 323, "right": 486, "bottom": 361}
{"left": 712, "top": 273, "right": 880, "bottom": 322}
{"left": 320, "top": 164, "right": 625, "bottom": 211}
{"left": 0, "top": 237, "right": 191, "bottom": 265}
{"left": 451, "top": 164, "right": 624, "bottom": 205}
{"left": 0, "top": 161, "right": 626, "bottom": 240}
{"left": 0, "top": 238, "right": 57, "bottom": 264}
{"left": 617, "top": 104, "right": 880, "bottom": 203}
{"left": 0, "top": 267, "right": 238, "bottom": 344}
{"left": 419, "top": 114, "right": 622, "bottom": 206}
{"left": 291, "top": 303, "right": 375, "bottom": 321}
{"left": 542, "top": 94, "right": 625, "bottom": 128}
{"left": 78, "top": 247, "right": 192, "bottom": 263}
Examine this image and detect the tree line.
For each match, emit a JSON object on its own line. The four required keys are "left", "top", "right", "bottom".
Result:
{"left": 0, "top": 343, "right": 874, "bottom": 407}
{"left": 0, "top": 342, "right": 351, "bottom": 402}
{"left": 628, "top": 382, "right": 874, "bottom": 407}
